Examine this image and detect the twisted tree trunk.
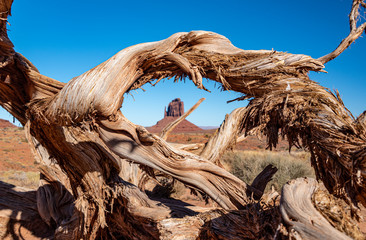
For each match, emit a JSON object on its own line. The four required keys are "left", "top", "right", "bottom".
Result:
{"left": 0, "top": 0, "right": 366, "bottom": 239}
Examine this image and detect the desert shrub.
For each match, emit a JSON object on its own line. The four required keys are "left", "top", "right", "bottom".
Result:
{"left": 222, "top": 150, "right": 315, "bottom": 192}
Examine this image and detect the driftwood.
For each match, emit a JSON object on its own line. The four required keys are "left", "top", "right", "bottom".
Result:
{"left": 280, "top": 178, "right": 353, "bottom": 240}
{"left": 0, "top": 0, "right": 365, "bottom": 239}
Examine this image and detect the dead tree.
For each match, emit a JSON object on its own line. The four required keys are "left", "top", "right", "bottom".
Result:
{"left": 0, "top": 0, "right": 365, "bottom": 239}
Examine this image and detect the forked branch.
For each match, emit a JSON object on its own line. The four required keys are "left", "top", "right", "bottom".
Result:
{"left": 318, "top": 0, "right": 366, "bottom": 64}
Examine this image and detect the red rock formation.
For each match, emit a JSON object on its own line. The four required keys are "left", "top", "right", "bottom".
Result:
{"left": 0, "top": 119, "right": 16, "bottom": 128}
{"left": 147, "top": 99, "right": 202, "bottom": 133}
{"left": 165, "top": 98, "right": 184, "bottom": 117}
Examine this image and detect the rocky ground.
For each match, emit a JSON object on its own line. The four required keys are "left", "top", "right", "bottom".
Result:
{"left": 0, "top": 124, "right": 39, "bottom": 189}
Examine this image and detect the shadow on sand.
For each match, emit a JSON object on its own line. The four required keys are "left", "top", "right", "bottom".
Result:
{"left": 0, "top": 181, "right": 53, "bottom": 239}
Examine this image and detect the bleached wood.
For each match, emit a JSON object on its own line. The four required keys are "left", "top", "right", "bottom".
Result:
{"left": 0, "top": 0, "right": 364, "bottom": 239}
{"left": 280, "top": 178, "right": 352, "bottom": 240}
{"left": 98, "top": 112, "right": 257, "bottom": 210}
{"left": 200, "top": 107, "right": 247, "bottom": 165}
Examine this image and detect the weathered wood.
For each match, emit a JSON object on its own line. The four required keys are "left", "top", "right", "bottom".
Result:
{"left": 280, "top": 178, "right": 362, "bottom": 240}
{"left": 0, "top": 0, "right": 365, "bottom": 239}
{"left": 170, "top": 142, "right": 205, "bottom": 151}
{"left": 98, "top": 112, "right": 258, "bottom": 210}
{"left": 249, "top": 165, "right": 278, "bottom": 200}
{"left": 236, "top": 134, "right": 248, "bottom": 143}
{"left": 200, "top": 107, "right": 247, "bottom": 165}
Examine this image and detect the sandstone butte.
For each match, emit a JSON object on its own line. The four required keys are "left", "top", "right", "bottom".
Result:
{"left": 0, "top": 119, "right": 16, "bottom": 128}
{"left": 146, "top": 98, "right": 203, "bottom": 133}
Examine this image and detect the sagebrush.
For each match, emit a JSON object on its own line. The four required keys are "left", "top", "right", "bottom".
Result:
{"left": 222, "top": 150, "right": 315, "bottom": 192}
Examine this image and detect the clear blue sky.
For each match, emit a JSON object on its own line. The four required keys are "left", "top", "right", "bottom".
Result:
{"left": 0, "top": 0, "right": 365, "bottom": 127}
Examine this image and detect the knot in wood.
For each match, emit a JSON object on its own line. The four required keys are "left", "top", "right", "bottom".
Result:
{"left": 136, "top": 125, "right": 156, "bottom": 144}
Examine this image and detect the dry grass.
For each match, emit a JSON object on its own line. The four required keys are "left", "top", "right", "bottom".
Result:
{"left": 0, "top": 170, "right": 39, "bottom": 189}
{"left": 222, "top": 150, "right": 315, "bottom": 192}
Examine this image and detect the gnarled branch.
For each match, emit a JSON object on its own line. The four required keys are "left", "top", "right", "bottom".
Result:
{"left": 318, "top": 0, "right": 366, "bottom": 64}
{"left": 0, "top": 0, "right": 365, "bottom": 239}
{"left": 280, "top": 178, "right": 362, "bottom": 239}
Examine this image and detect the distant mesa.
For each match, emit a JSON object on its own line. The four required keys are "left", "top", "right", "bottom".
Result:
{"left": 146, "top": 98, "right": 203, "bottom": 133}
{"left": 0, "top": 119, "right": 16, "bottom": 128}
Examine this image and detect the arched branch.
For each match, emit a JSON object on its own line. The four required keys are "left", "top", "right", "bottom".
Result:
{"left": 26, "top": 27, "right": 365, "bottom": 209}
{"left": 28, "top": 31, "right": 324, "bottom": 125}
{"left": 318, "top": 0, "right": 366, "bottom": 64}
{"left": 0, "top": 0, "right": 364, "bottom": 238}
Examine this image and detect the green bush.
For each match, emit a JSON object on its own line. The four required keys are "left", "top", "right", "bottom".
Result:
{"left": 222, "top": 150, "right": 315, "bottom": 192}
